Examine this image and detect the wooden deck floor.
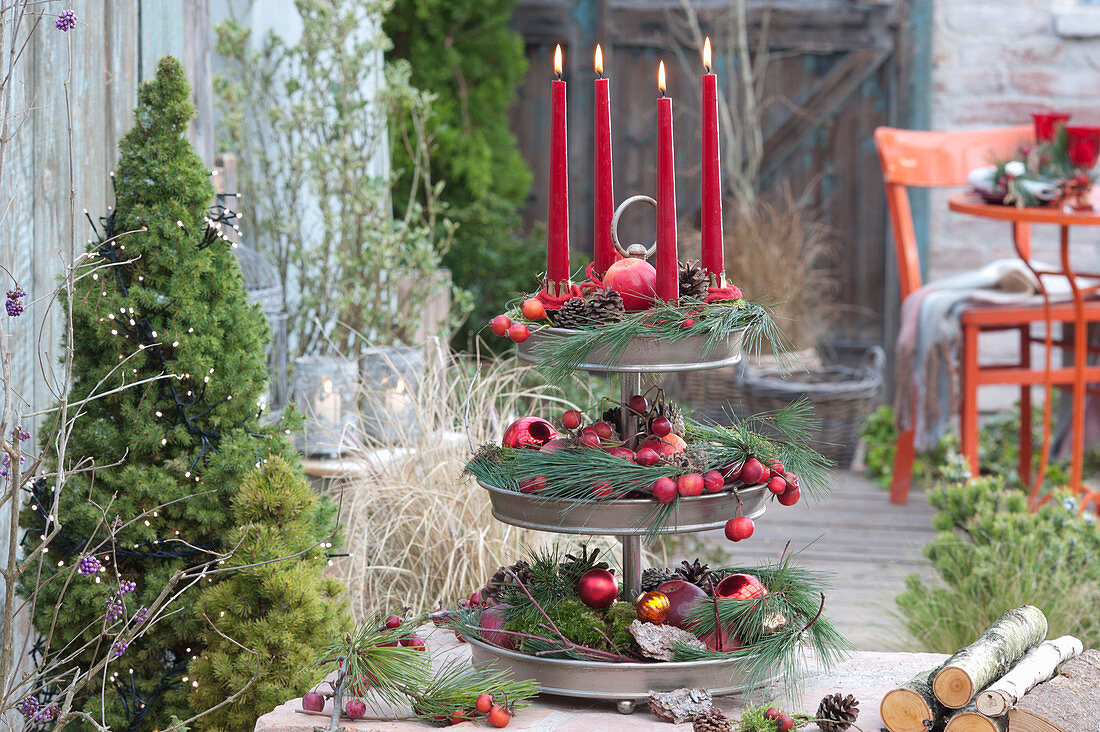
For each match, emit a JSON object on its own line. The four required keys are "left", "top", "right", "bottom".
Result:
{"left": 701, "top": 469, "right": 938, "bottom": 652}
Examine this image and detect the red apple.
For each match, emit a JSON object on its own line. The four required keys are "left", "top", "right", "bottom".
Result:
{"left": 700, "top": 625, "right": 743, "bottom": 652}
{"left": 721, "top": 461, "right": 744, "bottom": 481}
{"left": 561, "top": 409, "right": 582, "bottom": 430}
{"left": 519, "top": 476, "right": 546, "bottom": 493}
{"left": 767, "top": 476, "right": 787, "bottom": 495}
{"left": 592, "top": 480, "right": 614, "bottom": 498}
{"left": 677, "top": 473, "right": 704, "bottom": 497}
{"left": 627, "top": 394, "right": 648, "bottom": 414}
{"left": 384, "top": 614, "right": 403, "bottom": 629}
{"left": 479, "top": 605, "right": 513, "bottom": 649}
{"left": 344, "top": 699, "right": 366, "bottom": 719}
{"left": 724, "top": 516, "right": 754, "bottom": 542}
{"left": 777, "top": 487, "right": 801, "bottom": 506}
{"left": 605, "top": 446, "right": 635, "bottom": 461}
{"left": 703, "top": 470, "right": 725, "bottom": 492}
{"left": 521, "top": 297, "right": 547, "bottom": 320}
{"left": 593, "top": 421, "right": 614, "bottom": 440}
{"left": 540, "top": 437, "right": 572, "bottom": 452}
{"left": 302, "top": 691, "right": 325, "bottom": 712}
{"left": 579, "top": 429, "right": 601, "bottom": 448}
{"left": 765, "top": 707, "right": 783, "bottom": 720}
{"left": 603, "top": 258, "right": 658, "bottom": 311}
{"left": 506, "top": 322, "right": 530, "bottom": 343}
{"left": 638, "top": 433, "right": 687, "bottom": 458}
{"left": 401, "top": 633, "right": 426, "bottom": 650}
{"left": 656, "top": 579, "right": 709, "bottom": 628}
{"left": 634, "top": 447, "right": 660, "bottom": 466}
{"left": 650, "top": 477, "right": 677, "bottom": 503}
{"left": 739, "top": 458, "right": 766, "bottom": 485}
{"left": 490, "top": 314, "right": 512, "bottom": 337}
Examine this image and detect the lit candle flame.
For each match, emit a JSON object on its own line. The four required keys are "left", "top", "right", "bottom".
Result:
{"left": 322, "top": 378, "right": 334, "bottom": 395}
{"left": 595, "top": 44, "right": 603, "bottom": 76}
{"left": 703, "top": 37, "right": 712, "bottom": 72}
{"left": 658, "top": 60, "right": 666, "bottom": 95}
{"left": 554, "top": 44, "right": 563, "bottom": 78}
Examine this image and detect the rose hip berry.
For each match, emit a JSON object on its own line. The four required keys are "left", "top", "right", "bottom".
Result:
{"left": 490, "top": 315, "right": 512, "bottom": 336}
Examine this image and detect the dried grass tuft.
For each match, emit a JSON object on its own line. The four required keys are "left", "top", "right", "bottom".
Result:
{"left": 331, "top": 343, "right": 615, "bottom": 621}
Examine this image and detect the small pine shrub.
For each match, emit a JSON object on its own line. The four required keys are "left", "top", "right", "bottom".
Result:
{"left": 188, "top": 455, "right": 351, "bottom": 730}
{"left": 898, "top": 476, "right": 1100, "bottom": 652}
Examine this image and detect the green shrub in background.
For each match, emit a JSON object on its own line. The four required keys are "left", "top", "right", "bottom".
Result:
{"left": 898, "top": 476, "right": 1100, "bottom": 652}
{"left": 384, "top": 0, "right": 546, "bottom": 348}
{"left": 189, "top": 455, "right": 351, "bottom": 730}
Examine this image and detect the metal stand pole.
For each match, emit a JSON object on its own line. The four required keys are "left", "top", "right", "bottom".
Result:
{"left": 618, "top": 372, "right": 643, "bottom": 599}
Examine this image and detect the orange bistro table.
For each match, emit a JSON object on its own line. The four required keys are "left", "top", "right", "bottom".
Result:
{"left": 948, "top": 190, "right": 1100, "bottom": 508}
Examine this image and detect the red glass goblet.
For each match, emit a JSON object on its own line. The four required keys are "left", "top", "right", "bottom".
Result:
{"left": 1033, "top": 111, "right": 1071, "bottom": 143}
{"left": 1066, "top": 126, "right": 1100, "bottom": 171}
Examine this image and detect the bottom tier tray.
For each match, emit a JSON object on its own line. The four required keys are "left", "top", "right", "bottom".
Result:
{"left": 467, "top": 635, "right": 773, "bottom": 708}
{"left": 479, "top": 481, "right": 768, "bottom": 535}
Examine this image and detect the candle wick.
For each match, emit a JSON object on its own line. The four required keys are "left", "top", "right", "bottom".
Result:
{"left": 556, "top": 72, "right": 562, "bottom": 81}
{"left": 705, "top": 65, "right": 711, "bottom": 74}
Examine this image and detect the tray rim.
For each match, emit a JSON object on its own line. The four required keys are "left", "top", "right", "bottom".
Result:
{"left": 477, "top": 479, "right": 768, "bottom": 535}
{"left": 516, "top": 325, "right": 747, "bottom": 373}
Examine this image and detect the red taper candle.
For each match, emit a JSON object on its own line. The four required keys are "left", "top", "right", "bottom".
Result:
{"left": 700, "top": 38, "right": 723, "bottom": 280}
{"left": 655, "top": 61, "right": 678, "bottom": 302}
{"left": 593, "top": 44, "right": 618, "bottom": 277}
{"left": 546, "top": 44, "right": 570, "bottom": 291}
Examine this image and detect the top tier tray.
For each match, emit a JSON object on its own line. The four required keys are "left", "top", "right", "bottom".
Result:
{"left": 516, "top": 326, "right": 745, "bottom": 373}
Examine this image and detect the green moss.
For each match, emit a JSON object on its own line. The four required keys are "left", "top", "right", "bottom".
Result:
{"left": 605, "top": 601, "right": 638, "bottom": 651}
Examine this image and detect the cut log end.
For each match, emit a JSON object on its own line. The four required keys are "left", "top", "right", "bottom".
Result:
{"left": 975, "top": 689, "right": 1010, "bottom": 717}
{"left": 881, "top": 688, "right": 934, "bottom": 732}
{"left": 935, "top": 666, "right": 976, "bottom": 708}
{"left": 944, "top": 711, "right": 1005, "bottom": 732}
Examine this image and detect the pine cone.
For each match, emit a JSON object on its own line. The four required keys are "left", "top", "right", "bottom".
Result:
{"left": 649, "top": 399, "right": 686, "bottom": 437}
{"left": 817, "top": 693, "right": 860, "bottom": 732}
{"left": 480, "top": 560, "right": 532, "bottom": 604}
{"left": 550, "top": 297, "right": 592, "bottom": 329}
{"left": 677, "top": 559, "right": 711, "bottom": 587}
{"left": 691, "top": 707, "right": 730, "bottom": 732}
{"left": 641, "top": 566, "right": 680, "bottom": 591}
{"left": 584, "top": 289, "right": 625, "bottom": 324}
{"left": 679, "top": 259, "right": 708, "bottom": 301}
{"left": 559, "top": 545, "right": 612, "bottom": 584}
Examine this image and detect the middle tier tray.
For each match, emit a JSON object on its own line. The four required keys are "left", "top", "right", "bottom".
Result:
{"left": 516, "top": 326, "right": 746, "bottom": 373}
{"left": 478, "top": 480, "right": 768, "bottom": 535}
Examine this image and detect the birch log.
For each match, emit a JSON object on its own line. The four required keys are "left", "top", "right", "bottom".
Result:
{"left": 932, "top": 605, "right": 1047, "bottom": 708}
{"left": 973, "top": 635, "right": 1082, "bottom": 717}
{"left": 881, "top": 667, "right": 945, "bottom": 732}
{"left": 943, "top": 702, "right": 1005, "bottom": 732}
{"left": 1008, "top": 649, "right": 1100, "bottom": 732}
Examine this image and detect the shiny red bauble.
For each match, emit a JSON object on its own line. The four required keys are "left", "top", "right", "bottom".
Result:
{"left": 724, "top": 516, "right": 755, "bottom": 542}
{"left": 700, "top": 625, "right": 743, "bottom": 652}
{"left": 656, "top": 579, "right": 709, "bottom": 628}
{"left": 502, "top": 417, "right": 559, "bottom": 449}
{"left": 603, "top": 258, "right": 658, "bottom": 311}
{"left": 578, "top": 568, "right": 619, "bottom": 609}
{"left": 715, "top": 572, "right": 768, "bottom": 600}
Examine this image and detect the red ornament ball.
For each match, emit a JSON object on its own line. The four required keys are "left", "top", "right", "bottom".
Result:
{"left": 578, "top": 568, "right": 619, "bottom": 609}
{"left": 591, "top": 480, "right": 613, "bottom": 498}
{"left": 724, "top": 516, "right": 754, "bottom": 542}
{"left": 502, "top": 417, "right": 559, "bottom": 449}
{"left": 715, "top": 572, "right": 768, "bottom": 600}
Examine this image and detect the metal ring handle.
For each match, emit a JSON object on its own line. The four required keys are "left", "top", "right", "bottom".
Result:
{"left": 611, "top": 195, "right": 658, "bottom": 259}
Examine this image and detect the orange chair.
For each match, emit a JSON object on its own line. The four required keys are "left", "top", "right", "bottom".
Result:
{"left": 876, "top": 125, "right": 1100, "bottom": 503}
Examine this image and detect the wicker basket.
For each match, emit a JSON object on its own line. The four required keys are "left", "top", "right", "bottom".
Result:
{"left": 675, "top": 347, "right": 885, "bottom": 469}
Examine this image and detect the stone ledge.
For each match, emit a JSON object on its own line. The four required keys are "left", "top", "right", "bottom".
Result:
{"left": 254, "top": 628, "right": 947, "bottom": 731}
{"left": 1054, "top": 8, "right": 1100, "bottom": 38}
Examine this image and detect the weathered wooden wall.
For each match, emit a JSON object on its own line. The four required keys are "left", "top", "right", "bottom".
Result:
{"left": 3, "top": 0, "right": 212, "bottom": 435}
{"left": 510, "top": 0, "right": 905, "bottom": 348}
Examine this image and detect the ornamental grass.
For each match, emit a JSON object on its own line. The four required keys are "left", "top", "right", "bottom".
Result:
{"left": 333, "top": 342, "right": 617, "bottom": 620}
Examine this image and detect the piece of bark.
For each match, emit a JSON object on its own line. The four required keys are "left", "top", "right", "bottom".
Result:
{"left": 881, "top": 667, "right": 947, "bottom": 732}
{"left": 974, "top": 635, "right": 1082, "bottom": 717}
{"left": 1008, "top": 649, "right": 1100, "bottom": 732}
{"left": 932, "top": 606, "right": 1048, "bottom": 708}
{"left": 943, "top": 702, "right": 1006, "bottom": 732}
{"left": 628, "top": 619, "right": 706, "bottom": 661}
{"left": 648, "top": 687, "right": 713, "bottom": 723}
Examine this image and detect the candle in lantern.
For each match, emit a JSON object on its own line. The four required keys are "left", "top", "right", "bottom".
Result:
{"left": 593, "top": 44, "right": 618, "bottom": 277}
{"left": 546, "top": 44, "right": 570, "bottom": 294}
{"left": 314, "top": 377, "right": 342, "bottom": 430}
{"left": 655, "top": 61, "right": 679, "bottom": 302}
{"left": 700, "top": 37, "right": 723, "bottom": 282}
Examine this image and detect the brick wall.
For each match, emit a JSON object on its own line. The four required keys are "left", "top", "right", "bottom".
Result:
{"left": 928, "top": 0, "right": 1100, "bottom": 281}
